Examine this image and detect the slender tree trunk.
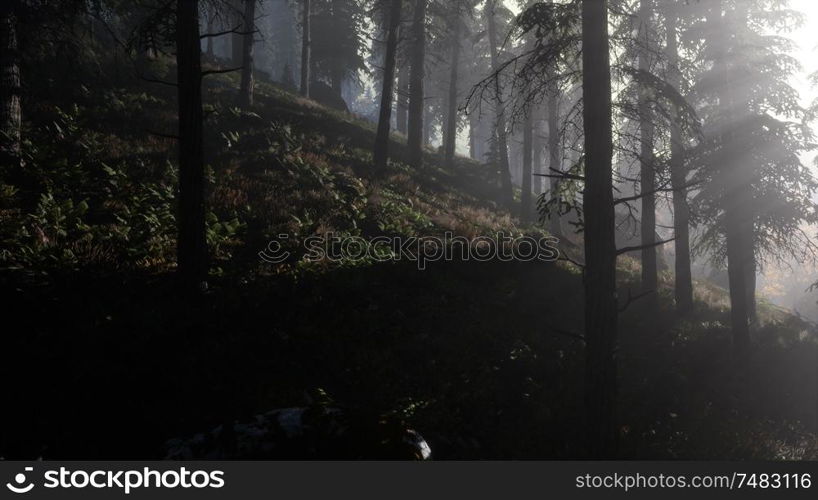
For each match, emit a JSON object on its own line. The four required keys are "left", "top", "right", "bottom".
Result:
{"left": 444, "top": 15, "right": 462, "bottom": 168}
{"left": 638, "top": 0, "right": 657, "bottom": 304}
{"left": 477, "top": 117, "right": 487, "bottom": 162}
{"left": 0, "top": 2, "right": 21, "bottom": 169}
{"left": 231, "top": 0, "right": 243, "bottom": 66}
{"left": 469, "top": 115, "right": 475, "bottom": 159}
{"left": 238, "top": 0, "right": 257, "bottom": 109}
{"left": 547, "top": 85, "right": 561, "bottom": 236}
{"left": 331, "top": 69, "right": 344, "bottom": 96}
{"left": 745, "top": 243, "right": 757, "bottom": 325}
{"left": 725, "top": 196, "right": 750, "bottom": 350}
{"left": 519, "top": 36, "right": 536, "bottom": 222}
{"left": 300, "top": 0, "right": 311, "bottom": 97}
{"left": 665, "top": 7, "right": 693, "bottom": 313}
{"left": 373, "top": 0, "right": 402, "bottom": 170}
{"left": 486, "top": 0, "right": 512, "bottom": 205}
{"left": 521, "top": 111, "right": 533, "bottom": 223}
{"left": 396, "top": 65, "right": 408, "bottom": 135}
{"left": 736, "top": 1, "right": 757, "bottom": 331}
{"left": 176, "top": 0, "right": 207, "bottom": 292}
{"left": 581, "top": 0, "right": 618, "bottom": 458}
{"left": 406, "top": 0, "right": 426, "bottom": 168}
{"left": 511, "top": 137, "right": 520, "bottom": 185}
{"left": 206, "top": 13, "right": 214, "bottom": 58}
{"left": 422, "top": 101, "right": 433, "bottom": 146}
{"left": 371, "top": 5, "right": 389, "bottom": 107}
{"left": 533, "top": 107, "right": 544, "bottom": 198}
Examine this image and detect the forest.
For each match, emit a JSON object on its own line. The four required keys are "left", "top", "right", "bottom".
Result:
{"left": 0, "top": 0, "right": 817, "bottom": 460}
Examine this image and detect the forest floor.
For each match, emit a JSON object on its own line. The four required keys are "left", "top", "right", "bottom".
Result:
{"left": 0, "top": 61, "right": 816, "bottom": 459}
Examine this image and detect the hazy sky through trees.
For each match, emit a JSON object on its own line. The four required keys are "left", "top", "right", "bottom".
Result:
{"left": 501, "top": 0, "right": 818, "bottom": 162}
{"left": 747, "top": 0, "right": 818, "bottom": 315}
{"left": 786, "top": 0, "right": 818, "bottom": 170}
{"left": 497, "top": 0, "right": 818, "bottom": 317}
{"left": 302, "top": 0, "right": 818, "bottom": 316}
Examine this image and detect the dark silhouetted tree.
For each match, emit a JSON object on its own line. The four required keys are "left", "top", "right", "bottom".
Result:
{"left": 176, "top": 0, "right": 207, "bottom": 291}
{"left": 546, "top": 84, "right": 561, "bottom": 235}
{"left": 581, "top": 0, "right": 618, "bottom": 458}
{"left": 521, "top": 109, "right": 533, "bottom": 223}
{"left": 373, "top": 0, "right": 402, "bottom": 169}
{"left": 396, "top": 65, "right": 408, "bottom": 134}
{"left": 238, "top": 0, "right": 257, "bottom": 109}
{"left": 664, "top": 3, "right": 693, "bottom": 313}
{"left": 443, "top": 2, "right": 464, "bottom": 169}
{"left": 300, "top": 0, "right": 310, "bottom": 97}
{"left": 407, "top": 0, "right": 426, "bottom": 169}
{"left": 486, "top": 0, "right": 512, "bottom": 205}
{"left": 0, "top": 1, "right": 20, "bottom": 169}
{"left": 637, "top": 0, "right": 657, "bottom": 305}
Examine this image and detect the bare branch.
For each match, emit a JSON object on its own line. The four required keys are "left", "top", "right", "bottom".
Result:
{"left": 201, "top": 67, "right": 243, "bottom": 78}
{"left": 618, "top": 288, "right": 654, "bottom": 312}
{"left": 139, "top": 76, "right": 178, "bottom": 87}
{"left": 614, "top": 179, "right": 702, "bottom": 205}
{"left": 616, "top": 237, "right": 676, "bottom": 256}
{"left": 534, "top": 167, "right": 585, "bottom": 181}
{"left": 544, "top": 325, "right": 586, "bottom": 344}
{"left": 559, "top": 253, "right": 585, "bottom": 269}
{"left": 200, "top": 27, "right": 259, "bottom": 39}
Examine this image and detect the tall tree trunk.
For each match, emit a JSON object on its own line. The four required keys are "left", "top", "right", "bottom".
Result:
{"left": 665, "top": 6, "right": 693, "bottom": 313}
{"left": 238, "top": 0, "right": 257, "bottom": 109}
{"left": 712, "top": 1, "right": 750, "bottom": 351}
{"left": 373, "top": 0, "right": 402, "bottom": 170}
{"left": 486, "top": 0, "right": 512, "bottom": 205}
{"left": 521, "top": 110, "right": 533, "bottom": 223}
{"left": 176, "top": 0, "right": 208, "bottom": 291}
{"left": 547, "top": 84, "right": 561, "bottom": 236}
{"left": 638, "top": 0, "right": 657, "bottom": 304}
{"left": 300, "top": 0, "right": 311, "bottom": 97}
{"left": 406, "top": 0, "right": 426, "bottom": 168}
{"left": 581, "top": 0, "right": 618, "bottom": 458}
{"left": 0, "top": 2, "right": 20, "bottom": 169}
{"left": 444, "top": 15, "right": 462, "bottom": 168}
{"left": 736, "top": 1, "right": 757, "bottom": 332}
{"left": 396, "top": 65, "right": 408, "bottom": 135}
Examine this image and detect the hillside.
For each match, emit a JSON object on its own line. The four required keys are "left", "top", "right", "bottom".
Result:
{"left": 1, "top": 68, "right": 816, "bottom": 460}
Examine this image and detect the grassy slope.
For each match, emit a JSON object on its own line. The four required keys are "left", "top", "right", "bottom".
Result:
{"left": 1, "top": 72, "right": 816, "bottom": 459}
